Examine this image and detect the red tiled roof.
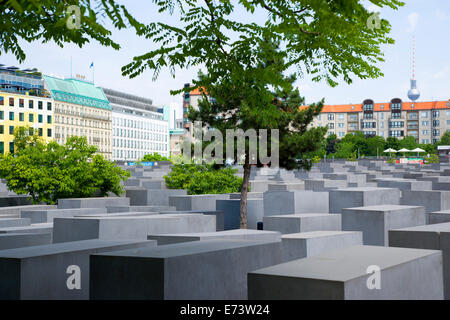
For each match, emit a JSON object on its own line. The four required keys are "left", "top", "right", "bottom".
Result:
{"left": 300, "top": 100, "right": 450, "bottom": 112}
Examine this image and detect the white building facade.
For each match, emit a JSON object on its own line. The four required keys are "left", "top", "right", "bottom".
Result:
{"left": 103, "top": 88, "right": 169, "bottom": 162}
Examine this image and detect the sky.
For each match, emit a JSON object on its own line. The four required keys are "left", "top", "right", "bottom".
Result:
{"left": 1, "top": 0, "right": 449, "bottom": 108}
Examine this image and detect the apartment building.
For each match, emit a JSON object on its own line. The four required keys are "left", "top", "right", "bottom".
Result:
{"left": 43, "top": 75, "right": 112, "bottom": 159}
{"left": 103, "top": 88, "right": 169, "bottom": 161}
{"left": 309, "top": 98, "right": 450, "bottom": 144}
{"left": 0, "top": 66, "right": 54, "bottom": 154}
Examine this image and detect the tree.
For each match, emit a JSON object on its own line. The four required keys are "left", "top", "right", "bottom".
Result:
{"left": 0, "top": 0, "right": 143, "bottom": 61}
{"left": 398, "top": 136, "right": 418, "bottom": 150}
{"left": 325, "top": 134, "right": 339, "bottom": 155}
{"left": 438, "top": 131, "right": 450, "bottom": 146}
{"left": 120, "top": 0, "right": 403, "bottom": 228}
{"left": 142, "top": 152, "right": 171, "bottom": 162}
{"left": 0, "top": 130, "right": 130, "bottom": 204}
{"left": 188, "top": 40, "right": 326, "bottom": 228}
{"left": 366, "top": 136, "right": 385, "bottom": 157}
{"left": 386, "top": 137, "right": 400, "bottom": 150}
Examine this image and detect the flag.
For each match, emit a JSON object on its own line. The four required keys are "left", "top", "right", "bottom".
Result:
{"left": 90, "top": 62, "right": 94, "bottom": 68}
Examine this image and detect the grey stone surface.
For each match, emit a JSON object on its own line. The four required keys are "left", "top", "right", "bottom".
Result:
{"left": 57, "top": 197, "right": 130, "bottom": 209}
{"left": 389, "top": 222, "right": 450, "bottom": 299}
{"left": 248, "top": 245, "right": 443, "bottom": 300}
{"left": 169, "top": 194, "right": 230, "bottom": 211}
{"left": 105, "top": 205, "right": 175, "bottom": 213}
{"left": 263, "top": 191, "right": 329, "bottom": 216}
{"left": 281, "top": 231, "right": 363, "bottom": 262}
{"left": 53, "top": 214, "right": 216, "bottom": 243}
{"left": 216, "top": 199, "right": 263, "bottom": 230}
{"left": 0, "top": 233, "right": 52, "bottom": 250}
{"left": 0, "top": 239, "right": 156, "bottom": 300}
{"left": 267, "top": 183, "right": 305, "bottom": 192}
{"left": 304, "top": 179, "right": 348, "bottom": 191}
{"left": 20, "top": 208, "right": 107, "bottom": 223}
{"left": 0, "top": 218, "right": 31, "bottom": 228}
{"left": 148, "top": 229, "right": 281, "bottom": 245}
{"left": 264, "top": 214, "right": 341, "bottom": 234}
{"left": 159, "top": 210, "right": 224, "bottom": 231}
{"left": 126, "top": 189, "right": 186, "bottom": 206}
{"left": 90, "top": 239, "right": 283, "bottom": 300}
{"left": 430, "top": 210, "right": 450, "bottom": 224}
{"left": 0, "top": 196, "right": 32, "bottom": 207}
{"left": 329, "top": 187, "right": 401, "bottom": 214}
{"left": 0, "top": 205, "right": 57, "bottom": 218}
{"left": 341, "top": 205, "right": 426, "bottom": 246}
{"left": 401, "top": 190, "right": 450, "bottom": 215}
{"left": 0, "top": 223, "right": 53, "bottom": 234}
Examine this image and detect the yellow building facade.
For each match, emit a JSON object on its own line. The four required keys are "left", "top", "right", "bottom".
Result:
{"left": 0, "top": 92, "right": 54, "bottom": 154}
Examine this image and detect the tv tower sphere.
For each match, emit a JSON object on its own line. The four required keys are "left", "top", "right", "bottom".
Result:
{"left": 408, "top": 79, "right": 420, "bottom": 102}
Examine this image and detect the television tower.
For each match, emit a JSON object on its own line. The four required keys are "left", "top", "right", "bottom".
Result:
{"left": 407, "top": 35, "right": 420, "bottom": 102}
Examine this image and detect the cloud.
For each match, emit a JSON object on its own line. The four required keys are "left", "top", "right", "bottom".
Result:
{"left": 407, "top": 12, "right": 419, "bottom": 32}
{"left": 435, "top": 9, "right": 450, "bottom": 21}
{"left": 433, "top": 65, "right": 450, "bottom": 80}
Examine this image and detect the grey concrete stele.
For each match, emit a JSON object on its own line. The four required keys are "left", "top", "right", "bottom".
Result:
{"left": 341, "top": 205, "right": 426, "bottom": 246}
{"left": 248, "top": 245, "right": 443, "bottom": 300}
{"left": 90, "top": 239, "right": 283, "bottom": 300}
{"left": 53, "top": 214, "right": 216, "bottom": 243}
{"left": 169, "top": 194, "right": 230, "bottom": 211}
{"left": 0, "top": 239, "right": 156, "bottom": 300}
{"left": 263, "top": 191, "right": 329, "bottom": 216}
{"left": 389, "top": 222, "right": 450, "bottom": 299}
{"left": 216, "top": 199, "right": 263, "bottom": 230}
{"left": 329, "top": 187, "right": 401, "bottom": 214}
{"left": 57, "top": 197, "right": 130, "bottom": 209}
{"left": 263, "top": 214, "right": 341, "bottom": 235}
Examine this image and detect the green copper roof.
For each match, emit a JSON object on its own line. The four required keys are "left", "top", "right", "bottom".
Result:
{"left": 43, "top": 75, "right": 111, "bottom": 110}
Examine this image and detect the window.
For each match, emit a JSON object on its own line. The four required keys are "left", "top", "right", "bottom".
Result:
{"left": 389, "top": 130, "right": 404, "bottom": 137}
{"left": 433, "top": 129, "right": 440, "bottom": 136}
{"left": 338, "top": 114, "right": 345, "bottom": 120}
{"left": 19, "top": 113, "right": 24, "bottom": 122}
{"left": 9, "top": 142, "right": 14, "bottom": 154}
{"left": 327, "top": 114, "right": 334, "bottom": 121}
{"left": 389, "top": 121, "right": 404, "bottom": 128}
{"left": 47, "top": 129, "right": 52, "bottom": 137}
{"left": 0, "top": 142, "right": 3, "bottom": 154}
{"left": 47, "top": 115, "right": 52, "bottom": 124}
{"left": 446, "top": 110, "right": 450, "bottom": 117}
{"left": 339, "top": 132, "right": 345, "bottom": 137}
{"left": 422, "top": 130, "right": 429, "bottom": 135}
{"left": 29, "top": 114, "right": 34, "bottom": 122}
{"left": 329, "top": 123, "right": 334, "bottom": 129}
{"left": 38, "top": 128, "right": 43, "bottom": 137}
{"left": 38, "top": 114, "right": 43, "bottom": 123}
{"left": 432, "top": 111, "right": 440, "bottom": 118}
{"left": 9, "top": 126, "right": 14, "bottom": 135}
{"left": 0, "top": 125, "right": 3, "bottom": 134}
{"left": 47, "top": 102, "right": 52, "bottom": 110}
{"left": 381, "top": 113, "right": 384, "bottom": 119}
{"left": 9, "top": 98, "right": 14, "bottom": 107}
{"left": 391, "top": 103, "right": 401, "bottom": 110}
{"left": 421, "top": 111, "right": 428, "bottom": 118}
{"left": 422, "top": 121, "right": 429, "bottom": 126}
{"left": 9, "top": 112, "right": 14, "bottom": 121}
{"left": 422, "top": 139, "right": 429, "bottom": 144}
{"left": 38, "top": 101, "right": 43, "bottom": 110}
{"left": 363, "top": 113, "right": 373, "bottom": 119}
{"left": 0, "top": 111, "right": 3, "bottom": 120}
{"left": 0, "top": 97, "right": 3, "bottom": 105}
{"left": 433, "top": 120, "right": 440, "bottom": 127}
{"left": 29, "top": 100, "right": 33, "bottom": 109}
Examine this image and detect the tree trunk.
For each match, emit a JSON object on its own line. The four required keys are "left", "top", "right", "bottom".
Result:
{"left": 239, "top": 154, "right": 250, "bottom": 229}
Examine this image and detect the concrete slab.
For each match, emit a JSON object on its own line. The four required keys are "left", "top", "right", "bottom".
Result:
{"left": 90, "top": 239, "right": 283, "bottom": 300}
{"left": 248, "top": 245, "right": 443, "bottom": 300}
{"left": 341, "top": 205, "right": 426, "bottom": 246}
{"left": 263, "top": 214, "right": 341, "bottom": 234}
{"left": 0, "top": 239, "right": 156, "bottom": 299}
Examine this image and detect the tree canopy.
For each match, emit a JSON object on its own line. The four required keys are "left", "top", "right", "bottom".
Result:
{"left": 0, "top": 0, "right": 143, "bottom": 61}
{"left": 0, "top": 127, "right": 130, "bottom": 204}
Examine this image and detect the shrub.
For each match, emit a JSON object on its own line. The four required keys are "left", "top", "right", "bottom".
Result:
{"left": 164, "top": 164, "right": 243, "bottom": 195}
{"left": 142, "top": 152, "right": 171, "bottom": 162}
{"left": 0, "top": 132, "right": 130, "bottom": 204}
{"left": 425, "top": 154, "right": 439, "bottom": 164}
